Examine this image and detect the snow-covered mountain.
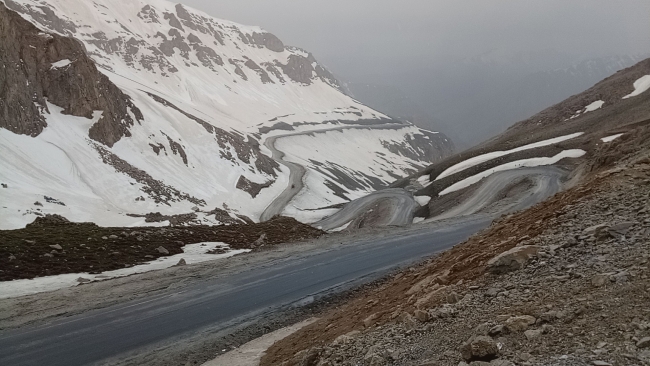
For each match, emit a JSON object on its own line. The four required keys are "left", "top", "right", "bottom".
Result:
{"left": 0, "top": 0, "right": 453, "bottom": 229}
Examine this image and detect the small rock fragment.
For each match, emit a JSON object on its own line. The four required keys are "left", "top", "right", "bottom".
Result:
{"left": 637, "top": 337, "right": 650, "bottom": 349}
{"left": 505, "top": 315, "right": 536, "bottom": 332}
{"left": 524, "top": 328, "right": 543, "bottom": 340}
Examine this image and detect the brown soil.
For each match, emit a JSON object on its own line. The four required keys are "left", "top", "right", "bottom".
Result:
{"left": 0, "top": 216, "right": 324, "bottom": 281}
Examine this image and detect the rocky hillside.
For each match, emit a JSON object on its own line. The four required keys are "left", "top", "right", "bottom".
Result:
{"left": 393, "top": 57, "right": 650, "bottom": 221}
{"left": 260, "top": 99, "right": 650, "bottom": 366}
{"left": 0, "top": 0, "right": 453, "bottom": 229}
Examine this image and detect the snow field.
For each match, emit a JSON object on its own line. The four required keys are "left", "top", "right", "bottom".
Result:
{"left": 275, "top": 126, "right": 432, "bottom": 213}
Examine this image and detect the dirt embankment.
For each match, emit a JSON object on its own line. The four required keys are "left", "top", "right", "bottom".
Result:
{"left": 260, "top": 126, "right": 650, "bottom": 365}
{"left": 0, "top": 216, "right": 324, "bottom": 281}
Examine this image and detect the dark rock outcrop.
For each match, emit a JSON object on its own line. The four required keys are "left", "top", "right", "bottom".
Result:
{"left": 0, "top": 2, "right": 143, "bottom": 146}
{"left": 251, "top": 32, "right": 285, "bottom": 52}
{"left": 236, "top": 175, "right": 273, "bottom": 198}
{"left": 280, "top": 55, "right": 314, "bottom": 84}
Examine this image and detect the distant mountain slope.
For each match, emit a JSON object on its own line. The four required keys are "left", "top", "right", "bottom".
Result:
{"left": 348, "top": 53, "right": 648, "bottom": 149}
{"left": 0, "top": 0, "right": 453, "bottom": 229}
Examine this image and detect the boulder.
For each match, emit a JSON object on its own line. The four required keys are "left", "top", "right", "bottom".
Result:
{"left": 487, "top": 246, "right": 540, "bottom": 274}
{"left": 637, "top": 337, "right": 650, "bottom": 349}
{"left": 460, "top": 336, "right": 499, "bottom": 362}
{"left": 156, "top": 246, "right": 169, "bottom": 255}
{"left": 414, "top": 309, "right": 430, "bottom": 322}
{"left": 504, "top": 315, "right": 536, "bottom": 332}
{"left": 49, "top": 244, "right": 63, "bottom": 250}
{"left": 524, "top": 329, "right": 543, "bottom": 340}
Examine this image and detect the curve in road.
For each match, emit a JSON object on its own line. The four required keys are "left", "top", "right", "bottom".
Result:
{"left": 313, "top": 188, "right": 418, "bottom": 231}
{"left": 259, "top": 123, "right": 409, "bottom": 222}
{"left": 429, "top": 166, "right": 566, "bottom": 221}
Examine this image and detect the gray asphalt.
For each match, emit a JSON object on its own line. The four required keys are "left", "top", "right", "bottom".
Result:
{"left": 0, "top": 218, "right": 491, "bottom": 366}
{"left": 429, "top": 166, "right": 565, "bottom": 221}
{"left": 259, "top": 123, "right": 408, "bottom": 221}
{"left": 314, "top": 188, "right": 419, "bottom": 231}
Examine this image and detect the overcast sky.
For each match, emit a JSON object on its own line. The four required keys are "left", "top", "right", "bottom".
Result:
{"left": 180, "top": 0, "right": 650, "bottom": 80}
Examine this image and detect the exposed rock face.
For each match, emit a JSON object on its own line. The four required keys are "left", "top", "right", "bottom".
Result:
{"left": 486, "top": 245, "right": 540, "bottom": 274}
{"left": 236, "top": 176, "right": 273, "bottom": 198}
{"left": 280, "top": 55, "right": 315, "bottom": 84}
{"left": 251, "top": 32, "right": 285, "bottom": 52}
{"left": 0, "top": 2, "right": 142, "bottom": 146}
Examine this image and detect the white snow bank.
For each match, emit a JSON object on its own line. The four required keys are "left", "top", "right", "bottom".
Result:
{"left": 601, "top": 133, "right": 624, "bottom": 143}
{"left": 584, "top": 100, "right": 604, "bottom": 112}
{"left": 439, "top": 149, "right": 586, "bottom": 196}
{"left": 623, "top": 75, "right": 650, "bottom": 99}
{"left": 414, "top": 195, "right": 432, "bottom": 206}
{"left": 329, "top": 221, "right": 351, "bottom": 232}
{"left": 417, "top": 174, "right": 431, "bottom": 185}
{"left": 0, "top": 242, "right": 249, "bottom": 299}
{"left": 435, "top": 132, "right": 584, "bottom": 181}
{"left": 50, "top": 59, "right": 72, "bottom": 69}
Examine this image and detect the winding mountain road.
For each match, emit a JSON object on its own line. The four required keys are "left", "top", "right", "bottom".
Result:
{"left": 259, "top": 123, "right": 408, "bottom": 221}
{"left": 313, "top": 188, "right": 419, "bottom": 231}
{"left": 0, "top": 164, "right": 572, "bottom": 366}
{"left": 429, "top": 166, "right": 566, "bottom": 221}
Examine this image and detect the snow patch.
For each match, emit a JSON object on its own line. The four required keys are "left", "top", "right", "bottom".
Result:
{"left": 622, "top": 75, "right": 650, "bottom": 99}
{"left": 414, "top": 195, "right": 431, "bottom": 206}
{"left": 329, "top": 221, "right": 351, "bottom": 232}
{"left": 417, "top": 174, "right": 431, "bottom": 185}
{"left": 601, "top": 133, "right": 624, "bottom": 143}
{"left": 439, "top": 149, "right": 586, "bottom": 196}
{"left": 584, "top": 100, "right": 604, "bottom": 112}
{"left": 435, "top": 132, "right": 583, "bottom": 181}
{"left": 412, "top": 217, "right": 425, "bottom": 224}
{"left": 50, "top": 59, "right": 72, "bottom": 69}
{"left": 0, "top": 242, "right": 249, "bottom": 299}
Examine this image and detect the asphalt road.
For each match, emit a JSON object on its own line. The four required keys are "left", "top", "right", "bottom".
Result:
{"left": 259, "top": 123, "right": 408, "bottom": 221}
{"left": 314, "top": 188, "right": 419, "bottom": 231}
{"left": 0, "top": 217, "right": 491, "bottom": 366}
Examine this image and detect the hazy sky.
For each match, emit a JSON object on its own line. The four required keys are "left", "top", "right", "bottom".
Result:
{"left": 180, "top": 0, "right": 650, "bottom": 80}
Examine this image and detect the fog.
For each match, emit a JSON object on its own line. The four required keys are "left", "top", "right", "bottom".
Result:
{"left": 181, "top": 0, "right": 650, "bottom": 148}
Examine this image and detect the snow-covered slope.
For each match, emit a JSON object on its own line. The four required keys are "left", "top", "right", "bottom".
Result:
{"left": 0, "top": 0, "right": 453, "bottom": 228}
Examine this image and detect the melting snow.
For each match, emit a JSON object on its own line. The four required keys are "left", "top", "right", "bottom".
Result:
{"left": 50, "top": 59, "right": 72, "bottom": 69}
{"left": 435, "top": 132, "right": 584, "bottom": 181}
{"left": 623, "top": 75, "right": 650, "bottom": 99}
{"left": 329, "top": 221, "right": 351, "bottom": 232}
{"left": 439, "top": 149, "right": 586, "bottom": 196}
{"left": 584, "top": 100, "right": 604, "bottom": 112}
{"left": 0, "top": 242, "right": 249, "bottom": 299}
{"left": 417, "top": 175, "right": 431, "bottom": 185}
{"left": 414, "top": 195, "right": 432, "bottom": 206}
{"left": 601, "top": 133, "right": 624, "bottom": 143}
